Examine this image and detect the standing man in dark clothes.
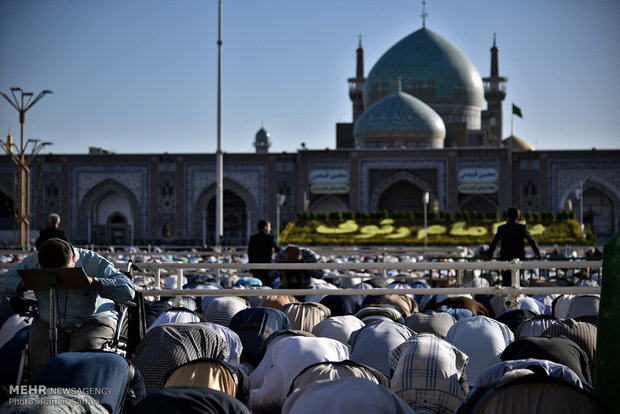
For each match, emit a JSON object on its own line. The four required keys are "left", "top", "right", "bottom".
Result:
{"left": 486, "top": 207, "right": 542, "bottom": 286}
{"left": 248, "top": 219, "right": 280, "bottom": 286}
{"left": 35, "top": 213, "right": 67, "bottom": 250}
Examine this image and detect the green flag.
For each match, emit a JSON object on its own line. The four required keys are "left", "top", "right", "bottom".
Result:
{"left": 512, "top": 103, "right": 523, "bottom": 118}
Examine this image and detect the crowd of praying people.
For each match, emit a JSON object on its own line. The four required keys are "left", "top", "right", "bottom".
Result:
{"left": 0, "top": 243, "right": 608, "bottom": 413}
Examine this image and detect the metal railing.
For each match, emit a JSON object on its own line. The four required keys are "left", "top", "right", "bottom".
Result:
{"left": 120, "top": 259, "right": 601, "bottom": 310}
{"left": 0, "top": 251, "right": 602, "bottom": 312}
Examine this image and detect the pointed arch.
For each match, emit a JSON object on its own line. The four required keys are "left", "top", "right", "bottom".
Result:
{"left": 458, "top": 194, "right": 498, "bottom": 212}
{"left": 194, "top": 178, "right": 257, "bottom": 246}
{"left": 560, "top": 178, "right": 619, "bottom": 238}
{"left": 309, "top": 195, "right": 349, "bottom": 213}
{"left": 78, "top": 179, "right": 141, "bottom": 243}
{"left": 370, "top": 171, "right": 435, "bottom": 212}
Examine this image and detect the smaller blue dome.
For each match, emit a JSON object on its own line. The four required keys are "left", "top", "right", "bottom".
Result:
{"left": 256, "top": 127, "right": 270, "bottom": 140}
{"left": 354, "top": 91, "right": 445, "bottom": 148}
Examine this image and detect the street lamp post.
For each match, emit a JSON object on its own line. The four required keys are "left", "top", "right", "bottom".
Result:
{"left": 574, "top": 180, "right": 587, "bottom": 238}
{"left": 423, "top": 192, "right": 430, "bottom": 254}
{"left": 0, "top": 87, "right": 53, "bottom": 249}
{"left": 215, "top": 0, "right": 224, "bottom": 247}
{"left": 276, "top": 193, "right": 286, "bottom": 244}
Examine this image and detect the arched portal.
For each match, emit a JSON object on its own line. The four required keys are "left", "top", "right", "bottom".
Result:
{"left": 310, "top": 195, "right": 349, "bottom": 213}
{"left": 92, "top": 193, "right": 132, "bottom": 245}
{"left": 106, "top": 212, "right": 130, "bottom": 245}
{"left": 582, "top": 188, "right": 614, "bottom": 238}
{"left": 79, "top": 179, "right": 140, "bottom": 245}
{"left": 371, "top": 171, "right": 435, "bottom": 213}
{"left": 458, "top": 194, "right": 498, "bottom": 212}
{"left": 206, "top": 190, "right": 247, "bottom": 246}
{"left": 561, "top": 180, "right": 618, "bottom": 240}
{"left": 379, "top": 180, "right": 422, "bottom": 212}
{"left": 195, "top": 179, "right": 257, "bottom": 247}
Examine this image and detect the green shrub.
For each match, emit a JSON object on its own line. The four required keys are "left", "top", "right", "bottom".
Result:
{"left": 328, "top": 211, "right": 342, "bottom": 221}
{"left": 584, "top": 226, "right": 597, "bottom": 245}
{"left": 486, "top": 210, "right": 499, "bottom": 220}
{"left": 354, "top": 211, "right": 370, "bottom": 221}
{"left": 541, "top": 211, "right": 555, "bottom": 222}
{"left": 523, "top": 211, "right": 533, "bottom": 221}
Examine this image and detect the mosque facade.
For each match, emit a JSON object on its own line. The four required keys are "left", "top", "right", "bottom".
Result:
{"left": 1, "top": 24, "right": 619, "bottom": 247}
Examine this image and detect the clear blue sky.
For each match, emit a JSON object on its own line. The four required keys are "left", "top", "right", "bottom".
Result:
{"left": 1, "top": 0, "right": 619, "bottom": 155}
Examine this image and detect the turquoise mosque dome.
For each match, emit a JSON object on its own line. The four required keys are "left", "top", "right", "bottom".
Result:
{"left": 363, "top": 27, "right": 484, "bottom": 130}
{"left": 354, "top": 90, "right": 446, "bottom": 149}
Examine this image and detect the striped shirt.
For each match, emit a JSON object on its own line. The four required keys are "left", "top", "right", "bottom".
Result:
{"left": 389, "top": 333, "right": 469, "bottom": 414}
{"left": 542, "top": 318, "right": 597, "bottom": 372}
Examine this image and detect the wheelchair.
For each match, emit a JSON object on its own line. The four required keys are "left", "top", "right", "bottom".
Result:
{"left": 8, "top": 261, "right": 146, "bottom": 385}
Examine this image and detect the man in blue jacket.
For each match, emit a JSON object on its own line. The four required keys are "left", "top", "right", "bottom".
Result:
{"left": 487, "top": 207, "right": 542, "bottom": 286}
{"left": 0, "top": 238, "right": 135, "bottom": 376}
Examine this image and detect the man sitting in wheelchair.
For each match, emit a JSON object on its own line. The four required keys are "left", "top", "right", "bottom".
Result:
{"left": 0, "top": 238, "right": 135, "bottom": 378}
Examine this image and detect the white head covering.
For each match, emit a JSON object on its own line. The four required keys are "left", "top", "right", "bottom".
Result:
{"left": 147, "top": 309, "right": 201, "bottom": 332}
{"left": 311, "top": 315, "right": 366, "bottom": 349}
{"left": 445, "top": 315, "right": 514, "bottom": 387}
{"left": 249, "top": 336, "right": 349, "bottom": 411}
{"left": 202, "top": 296, "right": 249, "bottom": 327}
{"left": 282, "top": 377, "right": 414, "bottom": 414}
{"left": 164, "top": 275, "right": 188, "bottom": 289}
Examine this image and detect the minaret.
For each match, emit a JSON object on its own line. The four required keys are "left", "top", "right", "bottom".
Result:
{"left": 253, "top": 125, "right": 271, "bottom": 153}
{"left": 482, "top": 34, "right": 508, "bottom": 146}
{"left": 347, "top": 35, "right": 366, "bottom": 122}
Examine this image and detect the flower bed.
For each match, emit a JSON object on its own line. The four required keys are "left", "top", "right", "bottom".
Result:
{"left": 280, "top": 217, "right": 584, "bottom": 246}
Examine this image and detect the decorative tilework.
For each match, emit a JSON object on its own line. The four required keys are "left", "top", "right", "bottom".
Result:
{"left": 42, "top": 163, "right": 62, "bottom": 216}
{"left": 185, "top": 163, "right": 266, "bottom": 231}
{"left": 549, "top": 161, "right": 620, "bottom": 212}
{"left": 308, "top": 160, "right": 349, "bottom": 169}
{"left": 359, "top": 158, "right": 448, "bottom": 211}
{"left": 456, "top": 159, "right": 500, "bottom": 170}
{"left": 70, "top": 164, "right": 149, "bottom": 235}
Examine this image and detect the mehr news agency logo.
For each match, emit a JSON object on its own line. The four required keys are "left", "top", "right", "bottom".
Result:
{"left": 7, "top": 385, "right": 112, "bottom": 406}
